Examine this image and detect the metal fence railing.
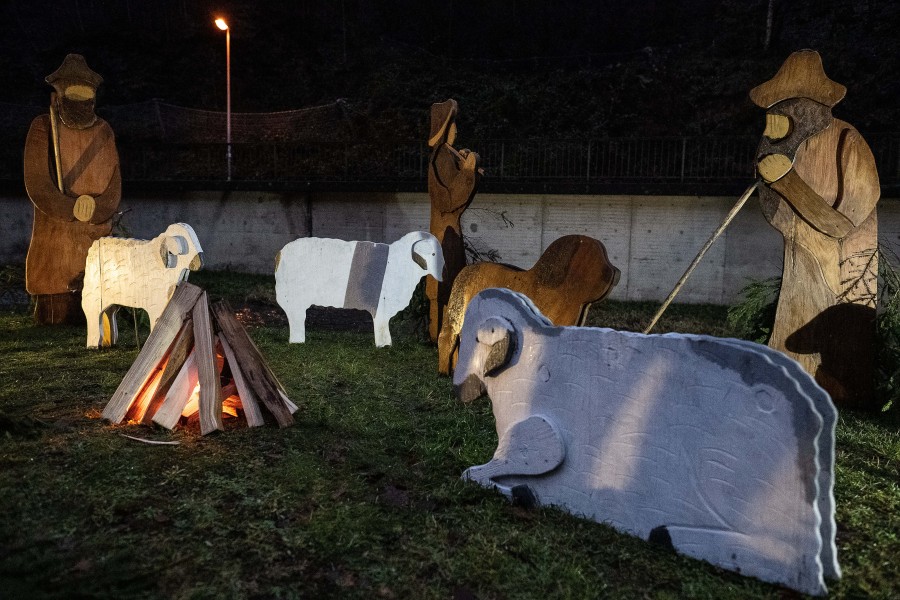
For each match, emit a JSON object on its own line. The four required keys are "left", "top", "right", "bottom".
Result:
{"left": 4, "top": 134, "right": 899, "bottom": 188}
{"left": 116, "top": 136, "right": 764, "bottom": 184}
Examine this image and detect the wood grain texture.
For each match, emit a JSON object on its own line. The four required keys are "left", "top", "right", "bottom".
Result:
{"left": 769, "top": 170, "right": 854, "bottom": 237}
{"left": 438, "top": 235, "right": 620, "bottom": 374}
{"left": 102, "top": 282, "right": 203, "bottom": 423}
{"left": 749, "top": 50, "right": 846, "bottom": 108}
{"left": 426, "top": 99, "right": 483, "bottom": 341}
{"left": 141, "top": 318, "right": 194, "bottom": 424}
{"left": 753, "top": 53, "right": 880, "bottom": 409}
{"left": 193, "top": 293, "right": 223, "bottom": 435}
{"left": 23, "top": 114, "right": 121, "bottom": 304}
{"left": 151, "top": 350, "right": 198, "bottom": 430}
{"left": 219, "top": 336, "right": 265, "bottom": 427}
{"left": 212, "top": 301, "right": 294, "bottom": 427}
{"left": 453, "top": 288, "right": 837, "bottom": 597}
{"left": 82, "top": 223, "right": 203, "bottom": 348}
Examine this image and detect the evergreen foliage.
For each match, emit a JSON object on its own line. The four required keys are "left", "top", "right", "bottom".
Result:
{"left": 726, "top": 276, "right": 779, "bottom": 344}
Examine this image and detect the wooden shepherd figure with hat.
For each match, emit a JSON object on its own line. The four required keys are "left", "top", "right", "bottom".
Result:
{"left": 426, "top": 99, "right": 483, "bottom": 341}
{"left": 751, "top": 49, "right": 880, "bottom": 409}
{"left": 24, "top": 54, "right": 122, "bottom": 325}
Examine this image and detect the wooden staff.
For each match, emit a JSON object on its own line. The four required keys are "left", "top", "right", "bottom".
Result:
{"left": 643, "top": 180, "right": 760, "bottom": 334}
{"left": 48, "top": 92, "right": 64, "bottom": 192}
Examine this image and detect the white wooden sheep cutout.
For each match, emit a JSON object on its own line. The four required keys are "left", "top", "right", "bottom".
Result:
{"left": 275, "top": 231, "right": 444, "bottom": 347}
{"left": 82, "top": 223, "right": 204, "bottom": 348}
{"left": 453, "top": 288, "right": 838, "bottom": 597}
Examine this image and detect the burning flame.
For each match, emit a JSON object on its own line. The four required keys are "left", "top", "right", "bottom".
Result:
{"left": 127, "top": 357, "right": 169, "bottom": 423}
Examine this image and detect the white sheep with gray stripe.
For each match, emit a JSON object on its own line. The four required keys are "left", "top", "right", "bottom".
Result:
{"left": 275, "top": 231, "right": 444, "bottom": 347}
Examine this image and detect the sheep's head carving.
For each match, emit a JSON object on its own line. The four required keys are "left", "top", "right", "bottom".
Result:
{"left": 159, "top": 223, "right": 204, "bottom": 277}
{"left": 454, "top": 315, "right": 517, "bottom": 403}
{"left": 411, "top": 235, "right": 444, "bottom": 281}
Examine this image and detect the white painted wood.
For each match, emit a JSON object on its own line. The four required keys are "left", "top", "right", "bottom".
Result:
{"left": 453, "top": 288, "right": 837, "bottom": 597}
{"left": 275, "top": 231, "right": 444, "bottom": 347}
{"left": 82, "top": 223, "right": 204, "bottom": 348}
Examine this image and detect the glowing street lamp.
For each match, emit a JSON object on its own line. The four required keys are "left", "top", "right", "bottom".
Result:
{"left": 215, "top": 17, "right": 232, "bottom": 181}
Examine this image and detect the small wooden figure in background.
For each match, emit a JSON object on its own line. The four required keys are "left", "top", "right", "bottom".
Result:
{"left": 751, "top": 50, "right": 880, "bottom": 409}
{"left": 24, "top": 54, "right": 122, "bottom": 324}
{"left": 426, "top": 99, "right": 483, "bottom": 341}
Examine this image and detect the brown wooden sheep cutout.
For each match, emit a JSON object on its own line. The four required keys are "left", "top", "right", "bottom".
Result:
{"left": 438, "top": 235, "right": 620, "bottom": 374}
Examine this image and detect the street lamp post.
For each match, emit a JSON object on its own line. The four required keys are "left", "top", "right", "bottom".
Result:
{"left": 215, "top": 17, "right": 232, "bottom": 181}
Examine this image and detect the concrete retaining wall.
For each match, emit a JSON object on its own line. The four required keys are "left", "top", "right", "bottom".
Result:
{"left": 3, "top": 189, "right": 899, "bottom": 304}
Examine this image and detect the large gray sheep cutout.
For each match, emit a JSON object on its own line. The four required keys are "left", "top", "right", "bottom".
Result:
{"left": 275, "top": 231, "right": 444, "bottom": 347}
{"left": 454, "top": 288, "right": 838, "bottom": 596}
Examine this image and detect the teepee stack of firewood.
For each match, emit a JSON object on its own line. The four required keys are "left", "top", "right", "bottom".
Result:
{"left": 102, "top": 282, "right": 296, "bottom": 435}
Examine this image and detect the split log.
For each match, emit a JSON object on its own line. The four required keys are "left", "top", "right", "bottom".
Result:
{"left": 105, "top": 283, "right": 295, "bottom": 433}
{"left": 193, "top": 292, "right": 223, "bottom": 435}
{"left": 141, "top": 318, "right": 194, "bottom": 425}
{"left": 102, "top": 282, "right": 203, "bottom": 423}
{"left": 219, "top": 336, "right": 265, "bottom": 427}
{"left": 151, "top": 350, "right": 198, "bottom": 429}
{"left": 211, "top": 300, "right": 294, "bottom": 427}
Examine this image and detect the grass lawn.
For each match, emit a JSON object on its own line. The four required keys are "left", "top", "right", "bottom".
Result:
{"left": 1, "top": 271, "right": 898, "bottom": 599}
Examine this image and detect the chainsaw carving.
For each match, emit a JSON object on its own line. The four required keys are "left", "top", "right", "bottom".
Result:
{"left": 454, "top": 288, "right": 838, "bottom": 597}
{"left": 438, "top": 235, "right": 620, "bottom": 374}
{"left": 275, "top": 232, "right": 444, "bottom": 347}
{"left": 752, "top": 50, "right": 880, "bottom": 409}
{"left": 426, "top": 99, "right": 483, "bottom": 342}
{"left": 24, "top": 54, "right": 121, "bottom": 324}
{"left": 82, "top": 223, "right": 204, "bottom": 348}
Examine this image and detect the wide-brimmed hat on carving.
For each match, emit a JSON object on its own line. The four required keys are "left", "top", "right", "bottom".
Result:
{"left": 428, "top": 99, "right": 459, "bottom": 148}
{"left": 46, "top": 54, "right": 103, "bottom": 92}
{"left": 750, "top": 50, "right": 846, "bottom": 108}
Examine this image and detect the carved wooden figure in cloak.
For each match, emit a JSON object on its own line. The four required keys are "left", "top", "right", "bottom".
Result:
{"left": 437, "top": 235, "right": 620, "bottom": 374}
{"left": 82, "top": 223, "right": 204, "bottom": 348}
{"left": 24, "top": 54, "right": 121, "bottom": 325}
{"left": 751, "top": 50, "right": 880, "bottom": 409}
{"left": 275, "top": 231, "right": 444, "bottom": 347}
{"left": 454, "top": 289, "right": 839, "bottom": 597}
{"left": 426, "top": 99, "right": 483, "bottom": 342}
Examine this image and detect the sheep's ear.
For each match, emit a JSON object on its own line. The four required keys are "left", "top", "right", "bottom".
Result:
{"left": 158, "top": 240, "right": 177, "bottom": 268}
{"left": 188, "top": 253, "right": 203, "bottom": 271}
{"left": 411, "top": 241, "right": 427, "bottom": 269}
{"left": 166, "top": 235, "right": 189, "bottom": 255}
{"left": 477, "top": 316, "right": 516, "bottom": 377}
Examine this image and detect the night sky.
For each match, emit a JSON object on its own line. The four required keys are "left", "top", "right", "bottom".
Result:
{"left": 1, "top": 0, "right": 897, "bottom": 139}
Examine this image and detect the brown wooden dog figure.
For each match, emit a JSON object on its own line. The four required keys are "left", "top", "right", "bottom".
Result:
{"left": 751, "top": 50, "right": 880, "bottom": 409}
{"left": 438, "top": 235, "right": 619, "bottom": 374}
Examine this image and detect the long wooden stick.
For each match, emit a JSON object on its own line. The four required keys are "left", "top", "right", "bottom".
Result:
{"left": 48, "top": 92, "right": 64, "bottom": 192}
{"left": 643, "top": 180, "right": 760, "bottom": 334}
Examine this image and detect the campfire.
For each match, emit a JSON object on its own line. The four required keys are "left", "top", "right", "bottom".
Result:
{"left": 102, "top": 282, "right": 296, "bottom": 434}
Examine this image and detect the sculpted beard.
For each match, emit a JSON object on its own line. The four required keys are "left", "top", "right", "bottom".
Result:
{"left": 58, "top": 97, "right": 97, "bottom": 129}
